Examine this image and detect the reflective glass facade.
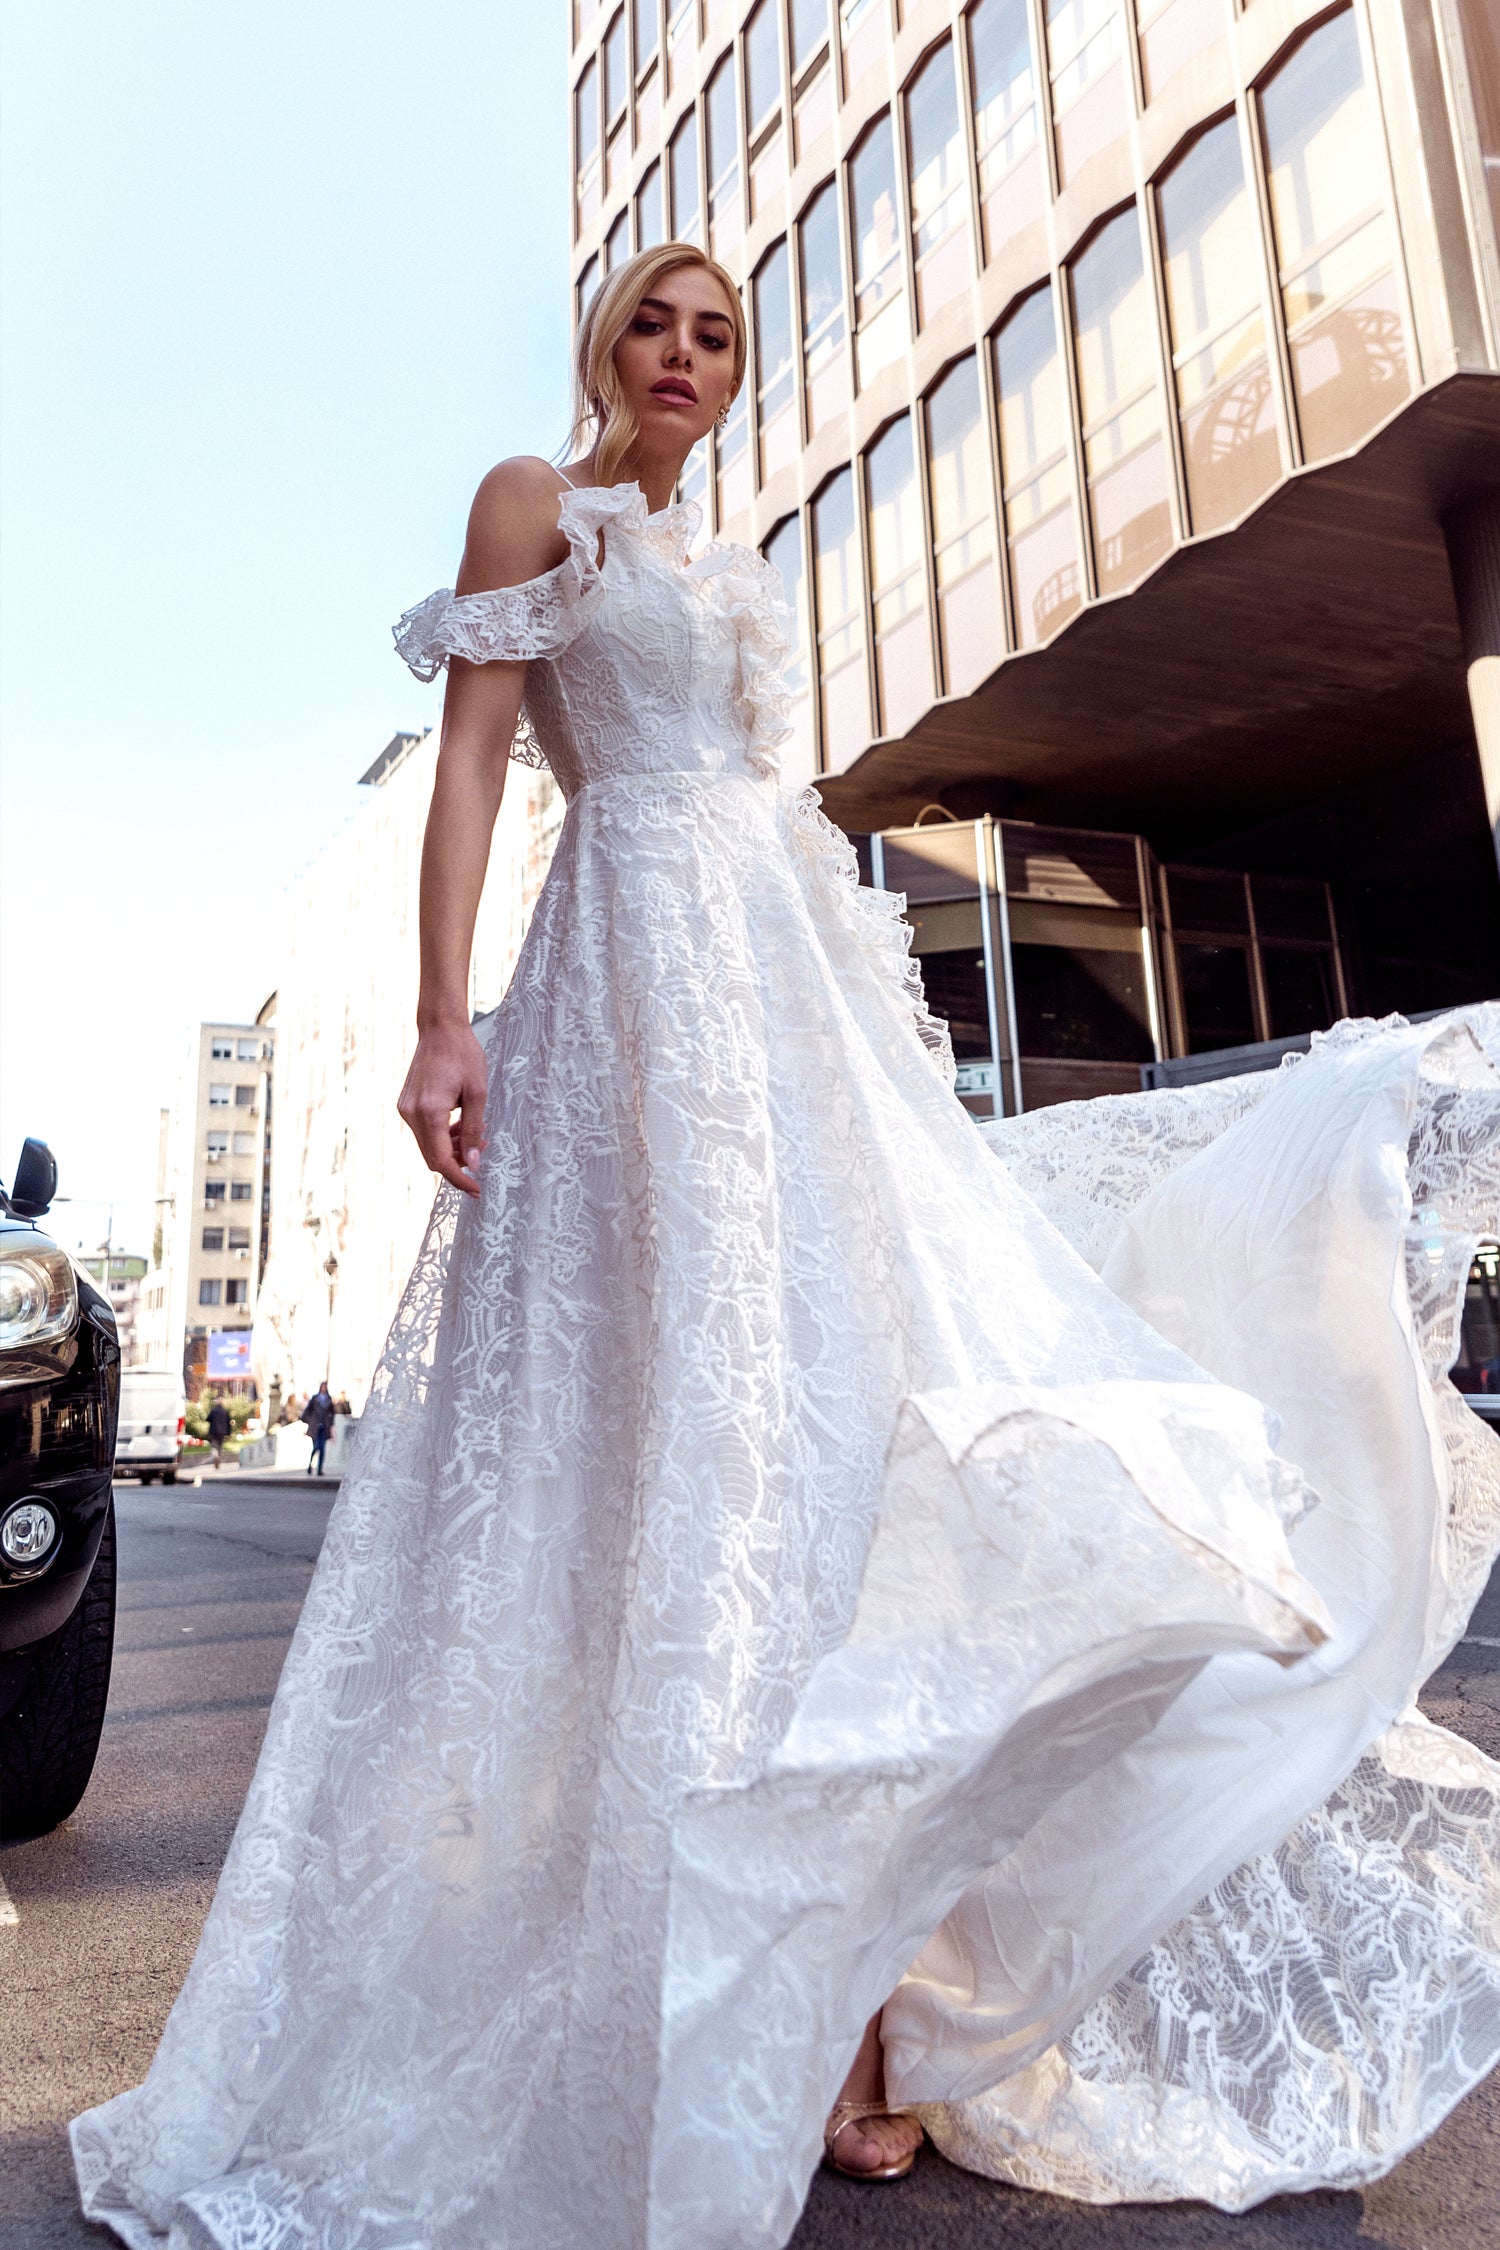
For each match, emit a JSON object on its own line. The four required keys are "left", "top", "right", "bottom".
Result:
{"left": 569, "top": 0, "right": 1500, "bottom": 1102}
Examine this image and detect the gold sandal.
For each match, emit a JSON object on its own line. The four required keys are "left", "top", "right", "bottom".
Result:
{"left": 822, "top": 2098, "right": 923, "bottom": 2181}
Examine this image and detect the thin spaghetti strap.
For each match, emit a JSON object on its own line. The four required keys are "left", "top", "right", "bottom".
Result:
{"left": 556, "top": 463, "right": 581, "bottom": 491}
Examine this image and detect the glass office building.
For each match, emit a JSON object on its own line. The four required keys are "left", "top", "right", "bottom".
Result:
{"left": 571, "top": 0, "right": 1500, "bottom": 1111}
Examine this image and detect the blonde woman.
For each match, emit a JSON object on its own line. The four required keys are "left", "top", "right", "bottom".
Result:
{"left": 74, "top": 247, "right": 1500, "bottom": 2248}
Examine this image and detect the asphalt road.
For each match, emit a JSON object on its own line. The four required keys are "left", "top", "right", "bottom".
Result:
{"left": 2, "top": 1476, "right": 1498, "bottom": 2250}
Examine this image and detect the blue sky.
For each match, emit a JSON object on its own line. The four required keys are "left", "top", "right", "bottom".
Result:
{"left": 1, "top": 1, "right": 569, "bottom": 1254}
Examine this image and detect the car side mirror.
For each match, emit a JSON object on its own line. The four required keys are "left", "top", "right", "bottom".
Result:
{"left": 10, "top": 1138, "right": 59, "bottom": 1220}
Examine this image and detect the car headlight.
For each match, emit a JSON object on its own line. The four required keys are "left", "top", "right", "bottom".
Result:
{"left": 0, "top": 1248, "right": 78, "bottom": 1351}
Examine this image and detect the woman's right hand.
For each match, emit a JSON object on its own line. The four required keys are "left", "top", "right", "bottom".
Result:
{"left": 397, "top": 1018, "right": 489, "bottom": 1196}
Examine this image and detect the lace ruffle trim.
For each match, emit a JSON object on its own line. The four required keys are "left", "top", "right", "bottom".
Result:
{"left": 685, "top": 544, "right": 795, "bottom": 781}
{"left": 780, "top": 784, "right": 958, "bottom": 1089}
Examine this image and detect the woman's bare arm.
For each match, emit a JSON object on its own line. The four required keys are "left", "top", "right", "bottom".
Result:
{"left": 397, "top": 458, "right": 570, "bottom": 1193}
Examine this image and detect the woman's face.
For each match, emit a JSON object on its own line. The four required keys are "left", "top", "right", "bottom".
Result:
{"left": 612, "top": 265, "right": 740, "bottom": 451}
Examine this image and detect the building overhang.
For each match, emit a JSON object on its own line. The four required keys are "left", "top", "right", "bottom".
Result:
{"left": 816, "top": 374, "right": 1500, "bottom": 846}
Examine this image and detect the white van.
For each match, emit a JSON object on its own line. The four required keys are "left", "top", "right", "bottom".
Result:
{"left": 115, "top": 1367, "right": 186, "bottom": 1484}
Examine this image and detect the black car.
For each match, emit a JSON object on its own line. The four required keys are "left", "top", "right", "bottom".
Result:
{"left": 0, "top": 1139, "right": 119, "bottom": 1840}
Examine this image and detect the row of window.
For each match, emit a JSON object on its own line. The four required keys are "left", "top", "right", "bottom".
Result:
{"left": 206, "top": 1131, "right": 259, "bottom": 1159}
{"left": 204, "top": 1180, "right": 255, "bottom": 1207}
{"left": 697, "top": 12, "right": 1408, "bottom": 773}
{"left": 210, "top": 1036, "right": 269, "bottom": 1062}
{"left": 208, "top": 1083, "right": 258, "bottom": 1109}
{"left": 576, "top": 0, "right": 849, "bottom": 236}
{"left": 202, "top": 1226, "right": 255, "bottom": 1252}
{"left": 588, "top": 6, "right": 1404, "bottom": 559}
{"left": 576, "top": 0, "right": 1314, "bottom": 256}
{"left": 199, "top": 1278, "right": 251, "bottom": 1307}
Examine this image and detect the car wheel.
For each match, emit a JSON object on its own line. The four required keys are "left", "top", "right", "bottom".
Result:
{"left": 136, "top": 1471, "right": 155, "bottom": 1486}
{"left": 161, "top": 1470, "right": 177, "bottom": 1486}
{"left": 0, "top": 1501, "right": 117, "bottom": 1841}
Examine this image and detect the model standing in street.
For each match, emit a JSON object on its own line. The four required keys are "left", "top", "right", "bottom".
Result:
{"left": 75, "top": 245, "right": 1500, "bottom": 2250}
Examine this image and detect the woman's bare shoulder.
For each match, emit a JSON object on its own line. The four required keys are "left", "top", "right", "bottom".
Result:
{"left": 456, "top": 456, "right": 571, "bottom": 596}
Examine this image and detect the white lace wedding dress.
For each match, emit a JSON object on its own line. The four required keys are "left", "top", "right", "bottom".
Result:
{"left": 73, "top": 480, "right": 1500, "bottom": 2250}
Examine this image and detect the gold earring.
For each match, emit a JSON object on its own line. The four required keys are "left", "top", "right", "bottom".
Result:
{"left": 716, "top": 402, "right": 731, "bottom": 427}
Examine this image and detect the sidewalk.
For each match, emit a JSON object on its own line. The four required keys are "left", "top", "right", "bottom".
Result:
{"left": 114, "top": 1464, "right": 342, "bottom": 1491}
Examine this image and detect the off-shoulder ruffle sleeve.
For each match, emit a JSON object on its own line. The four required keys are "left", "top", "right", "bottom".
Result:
{"left": 392, "top": 566, "right": 598, "bottom": 683}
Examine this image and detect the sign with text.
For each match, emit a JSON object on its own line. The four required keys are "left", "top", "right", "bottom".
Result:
{"left": 207, "top": 1329, "right": 253, "bottom": 1378}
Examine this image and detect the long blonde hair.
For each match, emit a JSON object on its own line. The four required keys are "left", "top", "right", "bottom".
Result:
{"left": 570, "top": 243, "right": 747, "bottom": 490}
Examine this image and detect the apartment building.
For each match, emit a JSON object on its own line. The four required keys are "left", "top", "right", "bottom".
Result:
{"left": 136, "top": 1013, "right": 275, "bottom": 1388}
{"left": 571, "top": 0, "right": 1500, "bottom": 1110}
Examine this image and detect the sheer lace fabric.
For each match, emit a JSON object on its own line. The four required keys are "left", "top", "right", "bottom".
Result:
{"left": 71, "top": 486, "right": 1500, "bottom": 2250}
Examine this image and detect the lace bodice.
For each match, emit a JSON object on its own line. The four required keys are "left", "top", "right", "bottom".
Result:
{"left": 393, "top": 480, "right": 792, "bottom": 800}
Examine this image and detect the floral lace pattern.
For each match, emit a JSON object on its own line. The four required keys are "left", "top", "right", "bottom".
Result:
{"left": 71, "top": 489, "right": 1500, "bottom": 2249}
{"left": 925, "top": 1008, "right": 1500, "bottom": 2207}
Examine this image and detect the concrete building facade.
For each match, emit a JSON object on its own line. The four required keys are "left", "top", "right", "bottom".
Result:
{"left": 572, "top": 0, "right": 1500, "bottom": 1111}
{"left": 136, "top": 1013, "right": 275, "bottom": 1388}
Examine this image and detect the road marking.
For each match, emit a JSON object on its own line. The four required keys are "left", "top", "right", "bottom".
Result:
{"left": 0, "top": 1873, "right": 17, "bottom": 1927}
{"left": 1468, "top": 1636, "right": 1500, "bottom": 1649}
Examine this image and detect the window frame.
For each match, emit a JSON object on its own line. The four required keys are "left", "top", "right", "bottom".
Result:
{"left": 1249, "top": 2, "right": 1413, "bottom": 470}
{"left": 810, "top": 462, "right": 875, "bottom": 767}
{"left": 862, "top": 409, "right": 938, "bottom": 734}
{"left": 1065, "top": 197, "right": 1182, "bottom": 591}
{"left": 991, "top": 275, "right": 1090, "bottom": 641}
{"left": 1151, "top": 104, "right": 1291, "bottom": 533}
{"left": 901, "top": 33, "right": 977, "bottom": 321}
{"left": 921, "top": 347, "right": 1007, "bottom": 687}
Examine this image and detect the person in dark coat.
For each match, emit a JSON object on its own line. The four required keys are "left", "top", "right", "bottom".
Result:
{"left": 206, "top": 1398, "right": 232, "bottom": 1471}
{"left": 302, "top": 1382, "right": 336, "bottom": 1476}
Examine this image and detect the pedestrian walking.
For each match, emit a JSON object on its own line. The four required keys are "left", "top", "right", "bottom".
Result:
{"left": 301, "top": 1381, "right": 335, "bottom": 1477}
{"left": 75, "top": 244, "right": 1500, "bottom": 2250}
{"left": 205, "top": 1398, "right": 231, "bottom": 1472}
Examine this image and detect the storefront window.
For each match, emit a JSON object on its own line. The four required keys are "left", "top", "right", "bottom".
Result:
{"left": 1003, "top": 825, "right": 1156, "bottom": 1105}
{"left": 969, "top": 0, "right": 1044, "bottom": 262}
{"left": 851, "top": 114, "right": 908, "bottom": 387}
{"left": 1045, "top": 0, "right": 1129, "bottom": 188}
{"left": 670, "top": 108, "right": 701, "bottom": 243}
{"left": 1070, "top": 206, "right": 1174, "bottom": 594}
{"left": 636, "top": 160, "right": 664, "bottom": 249}
{"left": 1158, "top": 116, "right": 1279, "bottom": 533}
{"left": 763, "top": 514, "right": 817, "bottom": 783}
{"left": 878, "top": 824, "right": 999, "bottom": 1111}
{"left": 1260, "top": 8, "right": 1409, "bottom": 462}
{"left": 800, "top": 181, "right": 850, "bottom": 433}
{"left": 994, "top": 285, "right": 1081, "bottom": 644}
{"left": 906, "top": 41, "right": 971, "bottom": 326}
{"left": 754, "top": 240, "right": 797, "bottom": 482}
{"left": 865, "top": 415, "right": 932, "bottom": 737}
{"left": 1162, "top": 865, "right": 1342, "bottom": 1050}
{"left": 926, "top": 354, "right": 1002, "bottom": 691}
{"left": 812, "top": 468, "right": 871, "bottom": 770}
{"left": 707, "top": 51, "right": 742, "bottom": 258}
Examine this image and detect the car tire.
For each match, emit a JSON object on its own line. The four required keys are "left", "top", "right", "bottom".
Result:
{"left": 137, "top": 1471, "right": 155, "bottom": 1486}
{"left": 0, "top": 1502, "right": 117, "bottom": 1841}
{"left": 162, "top": 1470, "right": 177, "bottom": 1486}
